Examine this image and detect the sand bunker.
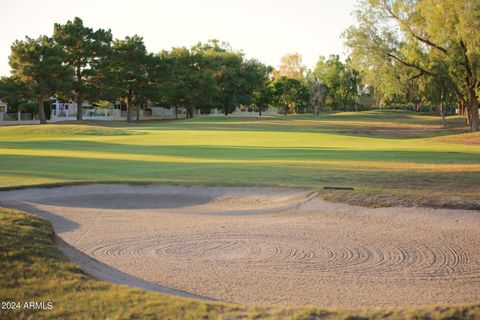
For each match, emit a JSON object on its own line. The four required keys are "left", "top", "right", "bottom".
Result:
{"left": 1, "top": 184, "right": 479, "bottom": 307}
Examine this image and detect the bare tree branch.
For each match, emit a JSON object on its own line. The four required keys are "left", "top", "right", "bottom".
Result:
{"left": 386, "top": 52, "right": 439, "bottom": 77}
{"left": 408, "top": 72, "right": 425, "bottom": 81}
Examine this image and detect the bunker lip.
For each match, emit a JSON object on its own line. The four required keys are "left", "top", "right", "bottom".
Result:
{"left": 53, "top": 234, "right": 213, "bottom": 301}
{"left": 0, "top": 184, "right": 479, "bottom": 307}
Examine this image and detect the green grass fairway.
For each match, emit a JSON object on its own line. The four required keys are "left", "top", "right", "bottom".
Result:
{"left": 2, "top": 208, "right": 479, "bottom": 320}
{"left": 0, "top": 110, "right": 479, "bottom": 209}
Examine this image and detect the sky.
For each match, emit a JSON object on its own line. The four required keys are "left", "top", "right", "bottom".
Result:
{"left": 0, "top": 0, "right": 357, "bottom": 77}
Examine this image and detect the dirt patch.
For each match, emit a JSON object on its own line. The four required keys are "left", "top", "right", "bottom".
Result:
{"left": 333, "top": 127, "right": 469, "bottom": 138}
{"left": 0, "top": 184, "right": 479, "bottom": 307}
{"left": 436, "top": 133, "right": 480, "bottom": 146}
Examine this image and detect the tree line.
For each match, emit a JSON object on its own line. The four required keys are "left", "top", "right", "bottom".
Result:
{"left": 0, "top": 18, "right": 273, "bottom": 124}
{"left": 0, "top": 17, "right": 371, "bottom": 125}
{"left": 0, "top": 1, "right": 479, "bottom": 132}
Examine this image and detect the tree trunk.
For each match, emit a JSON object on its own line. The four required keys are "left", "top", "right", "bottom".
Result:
{"left": 259, "top": 107, "right": 262, "bottom": 116}
{"left": 470, "top": 98, "right": 479, "bottom": 132}
{"left": 75, "top": 65, "right": 83, "bottom": 121}
{"left": 439, "top": 102, "right": 447, "bottom": 129}
{"left": 458, "top": 100, "right": 465, "bottom": 115}
{"left": 38, "top": 98, "right": 46, "bottom": 124}
{"left": 76, "top": 94, "right": 83, "bottom": 120}
{"left": 466, "top": 103, "right": 472, "bottom": 125}
{"left": 127, "top": 89, "right": 133, "bottom": 123}
{"left": 284, "top": 104, "right": 288, "bottom": 116}
{"left": 187, "top": 106, "right": 193, "bottom": 119}
{"left": 174, "top": 107, "right": 178, "bottom": 119}
{"left": 466, "top": 87, "right": 479, "bottom": 132}
{"left": 136, "top": 104, "right": 141, "bottom": 122}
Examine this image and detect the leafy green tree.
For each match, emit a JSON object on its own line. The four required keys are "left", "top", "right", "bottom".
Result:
{"left": 9, "top": 36, "right": 71, "bottom": 124}
{"left": 252, "top": 78, "right": 274, "bottom": 116}
{"left": 148, "top": 52, "right": 176, "bottom": 114}
{"left": 241, "top": 60, "right": 272, "bottom": 115}
{"left": 210, "top": 50, "right": 244, "bottom": 115}
{"left": 313, "top": 55, "right": 361, "bottom": 111}
{"left": 272, "top": 76, "right": 309, "bottom": 116}
{"left": 0, "top": 76, "right": 31, "bottom": 113}
{"left": 164, "top": 47, "right": 218, "bottom": 118}
{"left": 421, "top": 62, "right": 457, "bottom": 127}
{"left": 191, "top": 41, "right": 271, "bottom": 116}
{"left": 53, "top": 17, "right": 112, "bottom": 120}
{"left": 106, "top": 35, "right": 153, "bottom": 122}
{"left": 193, "top": 41, "right": 244, "bottom": 115}
{"left": 344, "top": 0, "right": 480, "bottom": 131}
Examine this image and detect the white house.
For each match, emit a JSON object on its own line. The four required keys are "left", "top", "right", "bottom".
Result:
{"left": 48, "top": 96, "right": 274, "bottom": 121}
{"left": 0, "top": 101, "right": 7, "bottom": 121}
{"left": 50, "top": 97, "right": 95, "bottom": 117}
{"left": 0, "top": 100, "right": 7, "bottom": 114}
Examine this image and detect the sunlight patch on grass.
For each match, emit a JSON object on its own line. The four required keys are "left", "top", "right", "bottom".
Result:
{"left": 0, "top": 110, "right": 478, "bottom": 209}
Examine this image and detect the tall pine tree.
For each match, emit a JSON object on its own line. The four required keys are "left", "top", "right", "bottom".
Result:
{"left": 9, "top": 36, "right": 71, "bottom": 124}
{"left": 54, "top": 17, "right": 112, "bottom": 120}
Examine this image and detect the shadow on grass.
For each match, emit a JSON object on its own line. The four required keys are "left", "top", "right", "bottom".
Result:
{"left": 0, "top": 154, "right": 479, "bottom": 194}
{"left": 0, "top": 140, "right": 479, "bottom": 164}
{"left": 51, "top": 112, "right": 470, "bottom": 139}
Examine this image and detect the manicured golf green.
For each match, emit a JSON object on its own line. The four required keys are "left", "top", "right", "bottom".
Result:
{"left": 0, "top": 110, "right": 478, "bottom": 208}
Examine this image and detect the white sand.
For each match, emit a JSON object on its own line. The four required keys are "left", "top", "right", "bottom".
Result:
{"left": 1, "top": 184, "right": 479, "bottom": 307}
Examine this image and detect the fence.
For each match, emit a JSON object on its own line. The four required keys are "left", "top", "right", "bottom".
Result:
{"left": 20, "top": 113, "right": 33, "bottom": 121}
{"left": 0, "top": 113, "right": 33, "bottom": 121}
{"left": 1, "top": 113, "right": 18, "bottom": 121}
{"left": 1, "top": 106, "right": 273, "bottom": 125}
